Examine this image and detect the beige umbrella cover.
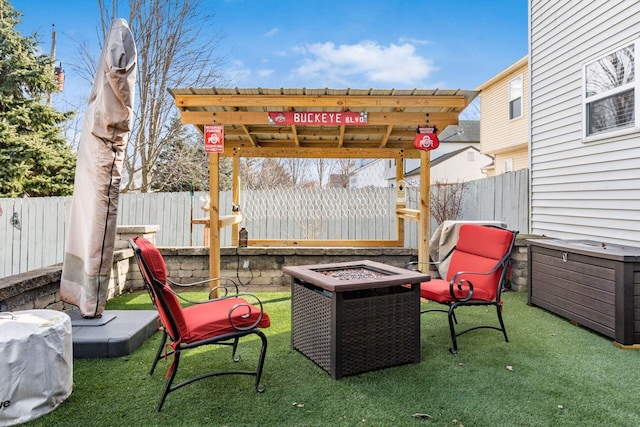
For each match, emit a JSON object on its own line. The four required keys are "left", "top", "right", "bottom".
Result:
{"left": 61, "top": 18, "right": 137, "bottom": 318}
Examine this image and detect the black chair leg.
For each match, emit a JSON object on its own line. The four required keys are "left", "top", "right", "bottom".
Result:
{"left": 447, "top": 306, "right": 459, "bottom": 354}
{"left": 451, "top": 308, "right": 458, "bottom": 324}
{"left": 254, "top": 330, "right": 268, "bottom": 393}
{"left": 150, "top": 329, "right": 168, "bottom": 376}
{"left": 157, "top": 349, "right": 181, "bottom": 412}
{"left": 496, "top": 304, "right": 509, "bottom": 342}
{"left": 231, "top": 337, "right": 241, "bottom": 362}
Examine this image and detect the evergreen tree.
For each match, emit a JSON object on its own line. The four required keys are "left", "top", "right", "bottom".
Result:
{"left": 153, "top": 115, "right": 232, "bottom": 192}
{"left": 0, "top": 1, "right": 75, "bottom": 197}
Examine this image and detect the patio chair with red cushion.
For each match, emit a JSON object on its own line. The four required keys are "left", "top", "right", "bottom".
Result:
{"left": 407, "top": 224, "right": 518, "bottom": 354}
{"left": 129, "top": 236, "right": 270, "bottom": 412}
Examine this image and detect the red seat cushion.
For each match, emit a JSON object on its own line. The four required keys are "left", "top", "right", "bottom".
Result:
{"left": 422, "top": 224, "right": 514, "bottom": 303}
{"left": 182, "top": 297, "right": 271, "bottom": 343}
{"left": 421, "top": 277, "right": 497, "bottom": 303}
{"left": 133, "top": 236, "right": 270, "bottom": 344}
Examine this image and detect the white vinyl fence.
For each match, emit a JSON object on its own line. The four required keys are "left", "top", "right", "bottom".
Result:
{"left": 0, "top": 169, "right": 528, "bottom": 277}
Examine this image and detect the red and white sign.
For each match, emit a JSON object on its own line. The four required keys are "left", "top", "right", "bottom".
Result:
{"left": 204, "top": 124, "right": 224, "bottom": 153}
{"left": 268, "top": 111, "right": 367, "bottom": 126}
{"left": 413, "top": 126, "right": 439, "bottom": 151}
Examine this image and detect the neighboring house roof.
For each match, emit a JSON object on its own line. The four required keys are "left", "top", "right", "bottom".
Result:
{"left": 404, "top": 146, "right": 488, "bottom": 177}
{"left": 476, "top": 55, "right": 528, "bottom": 90}
{"left": 481, "top": 159, "right": 496, "bottom": 172}
{"left": 438, "top": 120, "right": 480, "bottom": 143}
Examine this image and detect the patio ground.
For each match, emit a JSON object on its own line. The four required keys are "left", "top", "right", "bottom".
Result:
{"left": 22, "top": 290, "right": 640, "bottom": 426}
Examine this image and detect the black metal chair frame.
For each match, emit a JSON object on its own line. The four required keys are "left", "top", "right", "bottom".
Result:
{"left": 408, "top": 226, "right": 518, "bottom": 354}
{"left": 129, "top": 238, "right": 268, "bottom": 412}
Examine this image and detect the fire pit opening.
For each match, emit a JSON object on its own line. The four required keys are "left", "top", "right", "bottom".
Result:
{"left": 312, "top": 265, "right": 393, "bottom": 280}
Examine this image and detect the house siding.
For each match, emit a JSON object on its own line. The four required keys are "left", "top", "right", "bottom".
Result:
{"left": 349, "top": 159, "right": 390, "bottom": 188}
{"left": 494, "top": 149, "right": 529, "bottom": 175}
{"left": 479, "top": 60, "right": 529, "bottom": 158}
{"left": 530, "top": 0, "right": 640, "bottom": 246}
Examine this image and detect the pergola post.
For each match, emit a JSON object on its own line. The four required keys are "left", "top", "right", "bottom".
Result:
{"left": 209, "top": 153, "right": 221, "bottom": 295}
{"left": 418, "top": 151, "right": 431, "bottom": 271}
{"left": 231, "top": 156, "right": 241, "bottom": 246}
{"left": 396, "top": 159, "right": 405, "bottom": 245}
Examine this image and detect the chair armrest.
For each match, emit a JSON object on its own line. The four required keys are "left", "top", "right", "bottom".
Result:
{"left": 169, "top": 277, "right": 239, "bottom": 291}
{"left": 405, "top": 245, "right": 457, "bottom": 271}
{"left": 166, "top": 277, "right": 240, "bottom": 305}
{"left": 168, "top": 277, "right": 240, "bottom": 295}
{"left": 449, "top": 275, "right": 475, "bottom": 302}
{"left": 448, "top": 250, "right": 510, "bottom": 302}
{"left": 449, "top": 269, "right": 496, "bottom": 302}
{"left": 405, "top": 260, "right": 439, "bottom": 271}
{"left": 226, "top": 292, "right": 266, "bottom": 331}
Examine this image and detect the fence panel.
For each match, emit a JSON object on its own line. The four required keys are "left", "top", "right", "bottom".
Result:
{"left": 0, "top": 169, "right": 529, "bottom": 277}
{"left": 459, "top": 169, "right": 529, "bottom": 233}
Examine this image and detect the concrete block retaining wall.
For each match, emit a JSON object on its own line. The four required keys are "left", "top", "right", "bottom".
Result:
{"left": 0, "top": 225, "right": 532, "bottom": 312}
{"left": 153, "top": 238, "right": 531, "bottom": 293}
{"left": 0, "top": 249, "right": 133, "bottom": 312}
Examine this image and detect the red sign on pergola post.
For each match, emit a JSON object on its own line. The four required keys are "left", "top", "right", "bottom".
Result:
{"left": 204, "top": 124, "right": 224, "bottom": 153}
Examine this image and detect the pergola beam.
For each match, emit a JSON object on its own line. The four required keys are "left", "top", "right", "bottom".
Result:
{"left": 175, "top": 94, "right": 469, "bottom": 109}
{"left": 230, "top": 146, "right": 410, "bottom": 159}
{"left": 240, "top": 124, "right": 258, "bottom": 146}
{"left": 180, "top": 111, "right": 458, "bottom": 126}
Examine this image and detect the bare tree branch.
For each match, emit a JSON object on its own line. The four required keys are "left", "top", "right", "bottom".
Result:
{"left": 80, "top": 0, "right": 228, "bottom": 192}
{"left": 430, "top": 180, "right": 469, "bottom": 227}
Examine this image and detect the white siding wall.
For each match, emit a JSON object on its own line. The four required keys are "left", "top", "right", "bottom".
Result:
{"left": 530, "top": 0, "right": 640, "bottom": 245}
{"left": 431, "top": 150, "right": 492, "bottom": 183}
{"left": 404, "top": 149, "right": 492, "bottom": 187}
{"left": 349, "top": 159, "right": 390, "bottom": 187}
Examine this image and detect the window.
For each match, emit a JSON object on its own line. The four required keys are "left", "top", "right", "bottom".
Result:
{"left": 584, "top": 42, "right": 636, "bottom": 136}
{"left": 504, "top": 159, "right": 513, "bottom": 172}
{"left": 509, "top": 75, "right": 523, "bottom": 119}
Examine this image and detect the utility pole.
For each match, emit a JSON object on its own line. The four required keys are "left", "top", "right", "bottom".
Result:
{"left": 47, "top": 25, "right": 56, "bottom": 107}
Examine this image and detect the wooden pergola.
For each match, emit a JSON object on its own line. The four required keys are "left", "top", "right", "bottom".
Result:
{"left": 169, "top": 87, "right": 478, "bottom": 284}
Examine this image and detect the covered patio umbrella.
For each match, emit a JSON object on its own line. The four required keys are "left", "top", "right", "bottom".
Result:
{"left": 61, "top": 18, "right": 137, "bottom": 318}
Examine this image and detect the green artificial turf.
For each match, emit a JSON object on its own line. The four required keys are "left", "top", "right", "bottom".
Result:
{"left": 24, "top": 291, "right": 640, "bottom": 426}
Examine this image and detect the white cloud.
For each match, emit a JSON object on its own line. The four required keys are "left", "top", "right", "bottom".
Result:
{"left": 225, "top": 60, "right": 251, "bottom": 85}
{"left": 258, "top": 69, "right": 274, "bottom": 77}
{"left": 399, "top": 37, "right": 431, "bottom": 46}
{"left": 290, "top": 40, "right": 437, "bottom": 87}
{"left": 265, "top": 28, "right": 280, "bottom": 37}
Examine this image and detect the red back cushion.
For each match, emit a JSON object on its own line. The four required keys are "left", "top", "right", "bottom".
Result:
{"left": 446, "top": 224, "right": 514, "bottom": 300}
{"left": 133, "top": 236, "right": 187, "bottom": 340}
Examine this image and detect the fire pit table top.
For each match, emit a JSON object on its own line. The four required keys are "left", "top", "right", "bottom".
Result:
{"left": 283, "top": 260, "right": 430, "bottom": 292}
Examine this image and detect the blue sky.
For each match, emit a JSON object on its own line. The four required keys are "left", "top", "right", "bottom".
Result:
{"left": 12, "top": 0, "right": 528, "bottom": 112}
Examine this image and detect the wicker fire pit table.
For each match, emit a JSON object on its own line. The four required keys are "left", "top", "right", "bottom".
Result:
{"left": 283, "top": 260, "right": 430, "bottom": 379}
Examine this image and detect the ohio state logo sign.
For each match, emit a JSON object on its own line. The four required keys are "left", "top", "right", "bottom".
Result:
{"left": 413, "top": 126, "right": 439, "bottom": 151}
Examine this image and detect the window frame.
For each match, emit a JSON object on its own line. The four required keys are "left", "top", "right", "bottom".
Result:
{"left": 504, "top": 159, "right": 513, "bottom": 173}
{"left": 508, "top": 74, "right": 523, "bottom": 120}
{"left": 582, "top": 40, "right": 640, "bottom": 140}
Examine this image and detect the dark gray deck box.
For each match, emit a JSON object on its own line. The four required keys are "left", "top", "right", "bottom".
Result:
{"left": 528, "top": 239, "right": 640, "bottom": 346}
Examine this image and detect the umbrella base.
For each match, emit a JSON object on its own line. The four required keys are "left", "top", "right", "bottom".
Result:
{"left": 70, "top": 310, "right": 158, "bottom": 358}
